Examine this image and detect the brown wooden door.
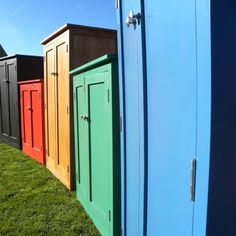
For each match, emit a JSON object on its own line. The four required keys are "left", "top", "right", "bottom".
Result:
{"left": 45, "top": 43, "right": 57, "bottom": 171}
{"left": 55, "top": 34, "right": 70, "bottom": 184}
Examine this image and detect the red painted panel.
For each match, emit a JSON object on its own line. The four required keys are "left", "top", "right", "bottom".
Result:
{"left": 21, "top": 90, "right": 32, "bottom": 152}
{"left": 19, "top": 80, "right": 45, "bottom": 164}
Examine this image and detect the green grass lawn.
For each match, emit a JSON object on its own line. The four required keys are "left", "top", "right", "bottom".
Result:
{"left": 0, "top": 142, "right": 100, "bottom": 236}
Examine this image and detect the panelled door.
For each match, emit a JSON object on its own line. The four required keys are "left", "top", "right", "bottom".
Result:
{"left": 119, "top": 0, "right": 197, "bottom": 235}
{"left": 0, "top": 60, "right": 19, "bottom": 145}
{"left": 145, "top": 0, "right": 197, "bottom": 235}
{"left": 20, "top": 83, "right": 44, "bottom": 162}
{"left": 45, "top": 43, "right": 57, "bottom": 170}
{"left": 0, "top": 62, "right": 9, "bottom": 137}
{"left": 55, "top": 34, "right": 69, "bottom": 182}
{"left": 44, "top": 33, "right": 70, "bottom": 187}
{"left": 20, "top": 86, "right": 32, "bottom": 154}
{"left": 74, "top": 68, "right": 112, "bottom": 236}
{"left": 118, "top": 1, "right": 146, "bottom": 236}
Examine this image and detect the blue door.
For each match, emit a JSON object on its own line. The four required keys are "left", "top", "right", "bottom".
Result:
{"left": 117, "top": 1, "right": 146, "bottom": 235}
{"left": 145, "top": 0, "right": 197, "bottom": 235}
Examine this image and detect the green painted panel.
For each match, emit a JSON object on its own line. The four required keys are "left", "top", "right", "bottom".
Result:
{"left": 72, "top": 55, "right": 120, "bottom": 236}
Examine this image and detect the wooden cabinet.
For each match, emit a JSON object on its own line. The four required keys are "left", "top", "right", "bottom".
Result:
{"left": 0, "top": 55, "right": 43, "bottom": 149}
{"left": 18, "top": 80, "right": 45, "bottom": 164}
{"left": 41, "top": 24, "right": 117, "bottom": 190}
{"left": 71, "top": 55, "right": 120, "bottom": 236}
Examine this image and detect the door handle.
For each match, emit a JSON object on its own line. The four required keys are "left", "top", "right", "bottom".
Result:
{"left": 26, "top": 107, "right": 31, "bottom": 111}
{"left": 2, "top": 79, "right": 10, "bottom": 83}
{"left": 51, "top": 72, "right": 58, "bottom": 76}
{"left": 126, "top": 10, "right": 141, "bottom": 28}
{"left": 80, "top": 115, "right": 89, "bottom": 121}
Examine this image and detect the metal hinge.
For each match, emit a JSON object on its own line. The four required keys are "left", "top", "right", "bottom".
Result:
{"left": 67, "top": 165, "right": 70, "bottom": 173}
{"left": 190, "top": 159, "right": 197, "bottom": 201}
{"left": 107, "top": 89, "right": 110, "bottom": 103}
{"left": 108, "top": 210, "right": 111, "bottom": 222}
{"left": 115, "top": 0, "right": 119, "bottom": 9}
{"left": 66, "top": 44, "right": 69, "bottom": 53}
{"left": 67, "top": 106, "right": 69, "bottom": 114}
{"left": 120, "top": 116, "right": 122, "bottom": 132}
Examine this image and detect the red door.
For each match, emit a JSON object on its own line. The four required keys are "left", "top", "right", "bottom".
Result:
{"left": 19, "top": 80, "right": 45, "bottom": 164}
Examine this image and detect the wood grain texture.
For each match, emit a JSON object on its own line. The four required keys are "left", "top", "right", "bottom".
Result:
{"left": 43, "top": 24, "right": 117, "bottom": 190}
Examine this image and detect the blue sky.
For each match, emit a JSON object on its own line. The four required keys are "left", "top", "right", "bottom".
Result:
{"left": 0, "top": 0, "right": 117, "bottom": 56}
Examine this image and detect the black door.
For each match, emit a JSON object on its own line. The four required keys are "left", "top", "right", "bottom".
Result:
{"left": 0, "top": 58, "right": 20, "bottom": 148}
{"left": 0, "top": 61, "right": 10, "bottom": 137}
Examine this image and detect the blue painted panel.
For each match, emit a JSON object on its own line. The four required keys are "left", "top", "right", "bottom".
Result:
{"left": 145, "top": 0, "right": 197, "bottom": 235}
{"left": 117, "top": 0, "right": 145, "bottom": 235}
{"left": 193, "top": 0, "right": 211, "bottom": 235}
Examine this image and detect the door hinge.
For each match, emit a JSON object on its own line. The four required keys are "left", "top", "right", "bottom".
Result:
{"left": 67, "top": 106, "right": 69, "bottom": 114}
{"left": 107, "top": 89, "right": 110, "bottom": 103}
{"left": 108, "top": 210, "right": 111, "bottom": 222}
{"left": 120, "top": 116, "right": 122, "bottom": 132}
{"left": 66, "top": 44, "right": 69, "bottom": 53}
{"left": 190, "top": 159, "right": 197, "bottom": 201}
{"left": 67, "top": 165, "right": 70, "bottom": 173}
{"left": 43, "top": 56, "right": 45, "bottom": 62}
{"left": 115, "top": 0, "right": 119, "bottom": 9}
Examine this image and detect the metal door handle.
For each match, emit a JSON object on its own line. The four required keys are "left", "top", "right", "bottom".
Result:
{"left": 126, "top": 10, "right": 141, "bottom": 28}
{"left": 51, "top": 72, "right": 58, "bottom": 76}
{"left": 2, "top": 79, "right": 10, "bottom": 83}
{"left": 80, "top": 115, "right": 89, "bottom": 121}
{"left": 80, "top": 115, "right": 85, "bottom": 120}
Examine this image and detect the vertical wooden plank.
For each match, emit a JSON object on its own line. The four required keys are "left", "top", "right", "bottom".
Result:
{"left": 45, "top": 45, "right": 57, "bottom": 169}
{"left": 55, "top": 34, "right": 70, "bottom": 183}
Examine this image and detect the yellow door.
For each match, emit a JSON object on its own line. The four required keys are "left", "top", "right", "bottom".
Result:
{"left": 55, "top": 34, "right": 70, "bottom": 187}
{"left": 45, "top": 43, "right": 57, "bottom": 171}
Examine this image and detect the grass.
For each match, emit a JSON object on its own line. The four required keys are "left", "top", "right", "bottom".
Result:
{"left": 0, "top": 142, "right": 100, "bottom": 236}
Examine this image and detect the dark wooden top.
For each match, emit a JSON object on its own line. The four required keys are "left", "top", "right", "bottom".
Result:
{"left": 18, "top": 79, "right": 43, "bottom": 85}
{"left": 41, "top": 23, "right": 116, "bottom": 45}
{"left": 0, "top": 54, "right": 43, "bottom": 61}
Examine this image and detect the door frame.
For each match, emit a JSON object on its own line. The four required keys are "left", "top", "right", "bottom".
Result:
{"left": 117, "top": 0, "right": 148, "bottom": 235}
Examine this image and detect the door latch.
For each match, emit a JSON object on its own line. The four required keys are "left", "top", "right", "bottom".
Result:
{"left": 126, "top": 10, "right": 141, "bottom": 28}
{"left": 190, "top": 159, "right": 197, "bottom": 201}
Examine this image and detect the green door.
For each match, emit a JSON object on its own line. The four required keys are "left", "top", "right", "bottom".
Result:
{"left": 73, "top": 62, "right": 115, "bottom": 236}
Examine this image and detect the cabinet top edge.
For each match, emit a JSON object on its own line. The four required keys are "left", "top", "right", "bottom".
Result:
{"left": 18, "top": 79, "right": 43, "bottom": 85}
{"left": 41, "top": 23, "right": 116, "bottom": 45}
{"left": 0, "top": 54, "right": 43, "bottom": 61}
{"left": 70, "top": 54, "right": 117, "bottom": 75}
